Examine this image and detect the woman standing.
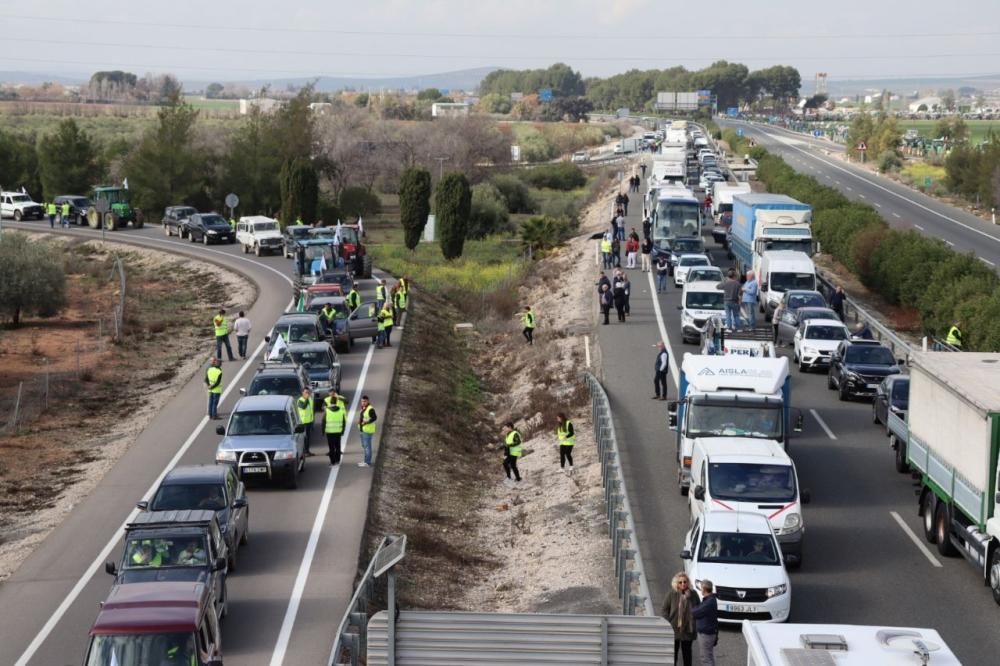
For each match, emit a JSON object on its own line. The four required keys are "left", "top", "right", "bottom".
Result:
{"left": 662, "top": 571, "right": 699, "bottom": 666}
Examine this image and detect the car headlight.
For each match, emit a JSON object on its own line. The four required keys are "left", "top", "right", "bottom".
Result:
{"left": 766, "top": 583, "right": 787, "bottom": 598}
{"left": 207, "top": 230, "right": 218, "bottom": 235}
{"left": 216, "top": 450, "right": 236, "bottom": 463}
{"left": 801, "top": 346, "right": 817, "bottom": 356}
{"left": 844, "top": 370, "right": 862, "bottom": 382}
{"left": 273, "top": 450, "right": 297, "bottom": 460}
{"left": 682, "top": 311, "right": 694, "bottom": 324}
{"left": 783, "top": 513, "right": 801, "bottom": 531}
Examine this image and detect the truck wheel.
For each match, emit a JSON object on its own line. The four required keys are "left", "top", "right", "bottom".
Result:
{"left": 255, "top": 244, "right": 262, "bottom": 257}
{"left": 13, "top": 210, "right": 22, "bottom": 221}
{"left": 203, "top": 233, "right": 210, "bottom": 245}
{"left": 242, "top": 243, "right": 248, "bottom": 254}
{"left": 892, "top": 436, "right": 909, "bottom": 473}
{"left": 921, "top": 492, "right": 937, "bottom": 543}
{"left": 362, "top": 255, "right": 373, "bottom": 279}
{"left": 164, "top": 224, "right": 171, "bottom": 236}
{"left": 989, "top": 551, "right": 1000, "bottom": 605}
{"left": 935, "top": 504, "right": 957, "bottom": 557}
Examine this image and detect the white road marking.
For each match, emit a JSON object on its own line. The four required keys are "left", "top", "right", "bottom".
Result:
{"left": 981, "top": 257, "right": 997, "bottom": 267}
{"left": 858, "top": 194, "right": 866, "bottom": 199}
{"left": 269, "top": 343, "right": 376, "bottom": 666}
{"left": 914, "top": 224, "right": 925, "bottom": 231}
{"left": 892, "top": 212, "right": 902, "bottom": 218}
{"left": 834, "top": 179, "right": 841, "bottom": 185}
{"left": 646, "top": 270, "right": 680, "bottom": 388}
{"left": 945, "top": 240, "right": 955, "bottom": 247}
{"left": 809, "top": 409, "right": 837, "bottom": 440}
{"left": 874, "top": 203, "right": 882, "bottom": 208}
{"left": 846, "top": 186, "right": 853, "bottom": 192}
{"left": 890, "top": 511, "right": 943, "bottom": 568}
{"left": 584, "top": 334, "right": 592, "bottom": 367}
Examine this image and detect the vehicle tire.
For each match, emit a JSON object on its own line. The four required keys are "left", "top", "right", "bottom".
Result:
{"left": 362, "top": 255, "right": 373, "bottom": 279}
{"left": 13, "top": 210, "right": 22, "bottom": 221}
{"left": 203, "top": 233, "right": 210, "bottom": 245}
{"left": 838, "top": 383, "right": 849, "bottom": 402}
{"left": 255, "top": 244, "right": 262, "bottom": 257}
{"left": 921, "top": 492, "right": 937, "bottom": 544}
{"left": 872, "top": 403, "right": 880, "bottom": 425}
{"left": 87, "top": 208, "right": 101, "bottom": 229}
{"left": 189, "top": 231, "right": 196, "bottom": 243}
{"left": 285, "top": 466, "right": 298, "bottom": 489}
{"left": 827, "top": 372, "right": 836, "bottom": 390}
{"left": 935, "top": 503, "right": 957, "bottom": 556}
{"left": 242, "top": 243, "right": 248, "bottom": 254}
{"left": 227, "top": 544, "right": 237, "bottom": 573}
{"left": 989, "top": 550, "right": 1000, "bottom": 605}
{"left": 164, "top": 224, "right": 171, "bottom": 237}
{"left": 798, "top": 360, "right": 807, "bottom": 373}
{"left": 106, "top": 212, "right": 119, "bottom": 231}
{"left": 893, "top": 436, "right": 909, "bottom": 473}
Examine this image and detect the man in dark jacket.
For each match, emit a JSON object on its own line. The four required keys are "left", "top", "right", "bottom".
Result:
{"left": 693, "top": 580, "right": 719, "bottom": 666}
{"left": 653, "top": 342, "right": 669, "bottom": 400}
{"left": 718, "top": 269, "right": 742, "bottom": 330}
{"left": 829, "top": 285, "right": 846, "bottom": 322}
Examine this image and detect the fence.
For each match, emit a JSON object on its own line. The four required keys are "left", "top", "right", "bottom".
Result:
{"left": 582, "top": 372, "right": 654, "bottom": 617}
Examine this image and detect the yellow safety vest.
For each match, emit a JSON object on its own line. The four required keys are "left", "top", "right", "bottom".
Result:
{"left": 601, "top": 239, "right": 611, "bottom": 253}
{"left": 376, "top": 284, "right": 387, "bottom": 301}
{"left": 394, "top": 290, "right": 407, "bottom": 310}
{"left": 61, "top": 202, "right": 70, "bottom": 216}
{"left": 522, "top": 311, "right": 535, "bottom": 329}
{"left": 380, "top": 307, "right": 394, "bottom": 328}
{"left": 557, "top": 421, "right": 575, "bottom": 447}
{"left": 506, "top": 430, "right": 523, "bottom": 457}
{"left": 360, "top": 405, "right": 376, "bottom": 434}
{"left": 296, "top": 397, "right": 314, "bottom": 424}
{"left": 320, "top": 306, "right": 336, "bottom": 323}
{"left": 324, "top": 405, "right": 346, "bottom": 434}
{"left": 347, "top": 290, "right": 361, "bottom": 310}
{"left": 946, "top": 326, "right": 963, "bottom": 348}
{"left": 206, "top": 366, "right": 223, "bottom": 393}
{"left": 324, "top": 394, "right": 346, "bottom": 411}
{"left": 213, "top": 315, "right": 228, "bottom": 337}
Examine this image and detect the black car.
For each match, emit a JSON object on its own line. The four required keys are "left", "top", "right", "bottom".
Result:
{"left": 242, "top": 363, "right": 310, "bottom": 400}
{"left": 283, "top": 224, "right": 313, "bottom": 258}
{"left": 184, "top": 213, "right": 236, "bottom": 245}
{"left": 287, "top": 341, "right": 342, "bottom": 401}
{"left": 137, "top": 465, "right": 249, "bottom": 570}
{"left": 827, "top": 339, "right": 902, "bottom": 401}
{"left": 162, "top": 205, "right": 198, "bottom": 238}
{"left": 872, "top": 375, "right": 909, "bottom": 433}
{"left": 53, "top": 195, "right": 92, "bottom": 225}
{"left": 306, "top": 297, "right": 353, "bottom": 353}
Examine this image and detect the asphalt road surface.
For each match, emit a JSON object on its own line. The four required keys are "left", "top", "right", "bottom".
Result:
{"left": 595, "top": 166, "right": 999, "bottom": 665}
{"left": 0, "top": 222, "right": 399, "bottom": 666}
{"left": 721, "top": 118, "right": 1000, "bottom": 270}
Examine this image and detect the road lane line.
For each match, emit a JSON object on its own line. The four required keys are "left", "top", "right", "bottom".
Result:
{"left": 584, "top": 334, "right": 592, "bottom": 367}
{"left": 846, "top": 186, "right": 853, "bottom": 192}
{"left": 890, "top": 511, "right": 943, "bottom": 568}
{"left": 646, "top": 270, "right": 680, "bottom": 388}
{"left": 914, "top": 224, "right": 925, "bottom": 231}
{"left": 858, "top": 194, "right": 866, "bottom": 199}
{"left": 874, "top": 203, "right": 882, "bottom": 208}
{"left": 892, "top": 212, "right": 902, "bottom": 218}
{"left": 834, "top": 180, "right": 841, "bottom": 185}
{"left": 981, "top": 257, "right": 996, "bottom": 267}
{"left": 945, "top": 240, "right": 955, "bottom": 247}
{"left": 269, "top": 343, "right": 376, "bottom": 666}
{"left": 809, "top": 409, "right": 837, "bottom": 440}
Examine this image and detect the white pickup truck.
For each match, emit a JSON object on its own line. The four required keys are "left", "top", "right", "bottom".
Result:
{"left": 1, "top": 191, "right": 44, "bottom": 220}
{"left": 236, "top": 215, "right": 284, "bottom": 256}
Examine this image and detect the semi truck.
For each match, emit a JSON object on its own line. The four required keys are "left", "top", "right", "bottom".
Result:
{"left": 730, "top": 193, "right": 813, "bottom": 279}
{"left": 891, "top": 351, "right": 1000, "bottom": 604}
{"left": 614, "top": 137, "right": 642, "bottom": 154}
{"left": 710, "top": 182, "right": 752, "bottom": 245}
{"left": 668, "top": 354, "right": 794, "bottom": 495}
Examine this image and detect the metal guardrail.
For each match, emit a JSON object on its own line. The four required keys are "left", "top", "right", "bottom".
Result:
{"left": 583, "top": 371, "right": 655, "bottom": 617}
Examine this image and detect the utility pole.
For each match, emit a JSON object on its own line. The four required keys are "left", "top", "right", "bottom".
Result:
{"left": 432, "top": 156, "right": 450, "bottom": 181}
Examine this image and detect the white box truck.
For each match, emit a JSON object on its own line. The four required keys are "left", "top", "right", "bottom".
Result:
{"left": 758, "top": 250, "right": 817, "bottom": 320}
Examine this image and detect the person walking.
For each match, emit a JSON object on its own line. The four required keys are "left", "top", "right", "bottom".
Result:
{"left": 600, "top": 234, "right": 613, "bottom": 270}
{"left": 375, "top": 306, "right": 387, "bottom": 348}
{"left": 46, "top": 201, "right": 56, "bottom": 228}
{"left": 829, "top": 285, "right": 846, "bottom": 322}
{"left": 595, "top": 271, "right": 611, "bottom": 294}
{"left": 600, "top": 284, "right": 612, "bottom": 325}
{"left": 205, "top": 358, "right": 223, "bottom": 420}
{"left": 392, "top": 285, "right": 407, "bottom": 327}
{"left": 612, "top": 272, "right": 627, "bottom": 323}
{"left": 625, "top": 235, "right": 639, "bottom": 269}
{"left": 718, "top": 269, "right": 742, "bottom": 330}
{"left": 61, "top": 201, "right": 71, "bottom": 228}
{"left": 621, "top": 191, "right": 630, "bottom": 216}
{"left": 555, "top": 413, "right": 575, "bottom": 474}
{"left": 642, "top": 215, "right": 652, "bottom": 241}
{"left": 520, "top": 305, "right": 535, "bottom": 345}
{"left": 655, "top": 256, "right": 670, "bottom": 293}
{"left": 622, "top": 273, "right": 632, "bottom": 316}
{"left": 502, "top": 422, "right": 523, "bottom": 483}
{"left": 346, "top": 284, "right": 361, "bottom": 313}
{"left": 616, "top": 213, "right": 626, "bottom": 241}
{"left": 640, "top": 163, "right": 647, "bottom": 179}
{"left": 662, "top": 572, "right": 699, "bottom": 666}
{"left": 611, "top": 237, "right": 622, "bottom": 268}
{"left": 380, "top": 302, "right": 395, "bottom": 347}
{"left": 324, "top": 397, "right": 347, "bottom": 465}
{"left": 741, "top": 270, "right": 759, "bottom": 330}
{"left": 296, "top": 388, "right": 315, "bottom": 456}
{"left": 693, "top": 580, "right": 719, "bottom": 666}
{"left": 213, "top": 309, "right": 236, "bottom": 362}
{"left": 946, "top": 320, "right": 963, "bottom": 348}
{"left": 641, "top": 235, "right": 652, "bottom": 272}
{"left": 358, "top": 395, "right": 377, "bottom": 467}
{"left": 653, "top": 342, "right": 669, "bottom": 400}
{"left": 233, "top": 311, "right": 251, "bottom": 360}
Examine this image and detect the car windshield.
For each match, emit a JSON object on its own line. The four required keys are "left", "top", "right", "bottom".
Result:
{"left": 71, "top": 198, "right": 91, "bottom": 207}
{"left": 175, "top": 207, "right": 196, "bottom": 216}
{"left": 673, "top": 240, "right": 703, "bottom": 253}
{"left": 717, "top": 203, "right": 733, "bottom": 213}
{"left": 686, "top": 403, "right": 783, "bottom": 439}
{"left": 797, "top": 308, "right": 836, "bottom": 322}
{"left": 680, "top": 256, "right": 709, "bottom": 267}
{"left": 273, "top": 323, "right": 319, "bottom": 342}
{"left": 201, "top": 214, "right": 228, "bottom": 227}
{"left": 770, "top": 272, "right": 815, "bottom": 292}
{"left": 310, "top": 302, "right": 349, "bottom": 318}
{"left": 86, "top": 632, "right": 198, "bottom": 666}
{"left": 288, "top": 226, "right": 312, "bottom": 238}
{"left": 248, "top": 376, "right": 301, "bottom": 397}
{"left": 709, "top": 463, "right": 796, "bottom": 502}
{"left": 685, "top": 292, "right": 724, "bottom": 310}
{"left": 150, "top": 483, "right": 226, "bottom": 512}
{"left": 844, "top": 345, "right": 895, "bottom": 365}
{"left": 11, "top": 194, "right": 30, "bottom": 203}
{"left": 805, "top": 325, "right": 847, "bottom": 341}
{"left": 339, "top": 227, "right": 359, "bottom": 244}
{"left": 123, "top": 535, "right": 208, "bottom": 569}
{"left": 698, "top": 531, "right": 780, "bottom": 565}
{"left": 290, "top": 350, "right": 331, "bottom": 369}
{"left": 228, "top": 410, "right": 291, "bottom": 436}
{"left": 787, "top": 293, "right": 825, "bottom": 309}
{"left": 253, "top": 222, "right": 278, "bottom": 232}
{"left": 688, "top": 269, "right": 722, "bottom": 283}
{"left": 310, "top": 228, "right": 336, "bottom": 239}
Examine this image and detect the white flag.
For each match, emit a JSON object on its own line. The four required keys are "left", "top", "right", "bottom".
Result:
{"left": 319, "top": 254, "right": 328, "bottom": 272}
{"left": 123, "top": 178, "right": 129, "bottom": 190}
{"left": 357, "top": 216, "right": 364, "bottom": 236}
{"left": 20, "top": 185, "right": 26, "bottom": 194}
{"left": 268, "top": 333, "right": 288, "bottom": 361}
{"left": 334, "top": 219, "right": 342, "bottom": 244}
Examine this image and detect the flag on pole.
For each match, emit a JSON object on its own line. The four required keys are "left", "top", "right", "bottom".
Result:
{"left": 319, "top": 254, "right": 328, "bottom": 272}
{"left": 123, "top": 178, "right": 129, "bottom": 190}
{"left": 296, "top": 291, "right": 306, "bottom": 312}
{"left": 20, "top": 185, "right": 26, "bottom": 194}
{"left": 334, "top": 219, "right": 342, "bottom": 244}
{"left": 268, "top": 332, "right": 289, "bottom": 360}
{"left": 357, "top": 216, "right": 364, "bottom": 237}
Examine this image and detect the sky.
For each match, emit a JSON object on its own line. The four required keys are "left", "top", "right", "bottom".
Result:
{"left": 1, "top": 0, "right": 998, "bottom": 84}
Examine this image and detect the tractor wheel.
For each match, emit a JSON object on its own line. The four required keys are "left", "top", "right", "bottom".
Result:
{"left": 133, "top": 210, "right": 145, "bottom": 229}
{"left": 362, "top": 255, "right": 373, "bottom": 279}
{"left": 105, "top": 212, "right": 120, "bottom": 231}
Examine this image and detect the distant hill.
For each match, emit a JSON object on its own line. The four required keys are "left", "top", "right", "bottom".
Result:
{"left": 823, "top": 74, "right": 1000, "bottom": 98}
{"left": 187, "top": 67, "right": 500, "bottom": 93}
{"left": 0, "top": 71, "right": 87, "bottom": 86}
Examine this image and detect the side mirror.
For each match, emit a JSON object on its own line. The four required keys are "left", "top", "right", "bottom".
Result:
{"left": 215, "top": 426, "right": 226, "bottom": 436}
{"left": 233, "top": 497, "right": 248, "bottom": 509}
{"left": 264, "top": 335, "right": 271, "bottom": 343}
{"left": 680, "top": 549, "right": 692, "bottom": 560}
{"left": 897, "top": 358, "right": 906, "bottom": 367}
{"left": 105, "top": 561, "right": 117, "bottom": 576}
{"left": 801, "top": 489, "right": 812, "bottom": 504}
{"left": 676, "top": 305, "right": 683, "bottom": 310}
{"left": 135, "top": 500, "right": 149, "bottom": 511}
{"left": 693, "top": 486, "right": 705, "bottom": 501}
{"left": 239, "top": 388, "right": 246, "bottom": 395}
{"left": 294, "top": 423, "right": 306, "bottom": 433}
{"left": 213, "top": 557, "right": 226, "bottom": 572}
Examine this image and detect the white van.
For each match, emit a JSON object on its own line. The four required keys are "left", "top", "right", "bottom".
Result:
{"left": 758, "top": 250, "right": 816, "bottom": 319}
{"left": 689, "top": 438, "right": 808, "bottom": 568}
{"left": 678, "top": 280, "right": 724, "bottom": 343}
{"left": 236, "top": 215, "right": 283, "bottom": 256}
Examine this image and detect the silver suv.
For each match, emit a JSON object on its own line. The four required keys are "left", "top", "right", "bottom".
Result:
{"left": 215, "top": 395, "right": 306, "bottom": 489}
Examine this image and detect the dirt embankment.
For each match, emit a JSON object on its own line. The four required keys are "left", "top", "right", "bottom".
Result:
{"left": 366, "top": 183, "right": 626, "bottom": 614}
{"left": 0, "top": 235, "right": 254, "bottom": 581}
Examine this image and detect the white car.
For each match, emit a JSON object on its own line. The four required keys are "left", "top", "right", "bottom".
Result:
{"left": 0, "top": 191, "right": 44, "bottom": 220}
{"left": 236, "top": 215, "right": 284, "bottom": 256}
{"left": 686, "top": 266, "right": 723, "bottom": 285}
{"left": 571, "top": 151, "right": 590, "bottom": 163}
{"left": 793, "top": 318, "right": 849, "bottom": 372}
{"left": 674, "top": 253, "right": 711, "bottom": 287}
{"left": 681, "top": 510, "right": 791, "bottom": 624}
{"left": 679, "top": 280, "right": 724, "bottom": 344}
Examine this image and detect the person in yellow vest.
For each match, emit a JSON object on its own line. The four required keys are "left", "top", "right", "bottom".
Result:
{"left": 229, "top": 217, "right": 236, "bottom": 230}
{"left": 358, "top": 395, "right": 377, "bottom": 467}
{"left": 324, "top": 397, "right": 347, "bottom": 465}
{"left": 61, "top": 201, "right": 70, "bottom": 228}
{"left": 319, "top": 302, "right": 337, "bottom": 336}
{"left": 375, "top": 306, "right": 386, "bottom": 349}
{"left": 520, "top": 305, "right": 536, "bottom": 345}
{"left": 131, "top": 541, "right": 163, "bottom": 567}
{"left": 379, "top": 302, "right": 394, "bottom": 348}
{"left": 600, "top": 234, "right": 612, "bottom": 269}
{"left": 502, "top": 422, "right": 523, "bottom": 483}
{"left": 213, "top": 308, "right": 235, "bottom": 361}
{"left": 398, "top": 275, "right": 410, "bottom": 295}
{"left": 556, "top": 413, "right": 575, "bottom": 474}
{"left": 324, "top": 389, "right": 346, "bottom": 412}
{"left": 205, "top": 357, "right": 223, "bottom": 419}
{"left": 46, "top": 201, "right": 57, "bottom": 229}
{"left": 945, "top": 320, "right": 963, "bottom": 349}
{"left": 375, "top": 279, "right": 388, "bottom": 311}
{"left": 392, "top": 285, "right": 407, "bottom": 327}
{"left": 296, "top": 388, "right": 315, "bottom": 457}
{"left": 346, "top": 286, "right": 361, "bottom": 312}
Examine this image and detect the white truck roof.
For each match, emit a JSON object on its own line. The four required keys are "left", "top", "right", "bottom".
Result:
{"left": 713, "top": 182, "right": 752, "bottom": 202}
{"left": 239, "top": 215, "right": 279, "bottom": 225}
{"left": 743, "top": 621, "right": 961, "bottom": 666}
{"left": 909, "top": 351, "right": 1000, "bottom": 416}
{"left": 761, "top": 250, "right": 815, "bottom": 272}
{"left": 681, "top": 354, "right": 789, "bottom": 394}
{"left": 696, "top": 437, "right": 788, "bottom": 461}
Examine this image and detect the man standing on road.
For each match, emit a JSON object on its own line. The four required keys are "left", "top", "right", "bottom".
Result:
{"left": 741, "top": 270, "right": 759, "bottom": 330}
{"left": 693, "top": 580, "right": 719, "bottom": 666}
{"left": 233, "top": 311, "right": 251, "bottom": 360}
{"left": 46, "top": 201, "right": 56, "bottom": 228}
{"left": 502, "top": 421, "right": 523, "bottom": 484}
{"left": 61, "top": 201, "right": 70, "bottom": 228}
{"left": 556, "top": 413, "right": 575, "bottom": 474}
{"left": 296, "top": 388, "right": 315, "bottom": 457}
{"left": 829, "top": 285, "right": 846, "bottom": 322}
{"left": 375, "top": 279, "right": 388, "bottom": 312}
{"left": 324, "top": 397, "right": 346, "bottom": 466}
{"left": 615, "top": 212, "right": 626, "bottom": 241}
{"left": 358, "top": 395, "right": 377, "bottom": 467}
{"left": 640, "top": 235, "right": 652, "bottom": 273}
{"left": 718, "top": 269, "right": 742, "bottom": 330}
{"left": 600, "top": 234, "right": 613, "bottom": 269}
{"left": 621, "top": 191, "right": 630, "bottom": 216}
{"left": 205, "top": 358, "right": 223, "bottom": 420}
{"left": 346, "top": 284, "right": 361, "bottom": 312}
{"left": 520, "top": 305, "right": 535, "bottom": 345}
{"left": 380, "top": 302, "right": 395, "bottom": 347}
{"left": 612, "top": 272, "right": 628, "bottom": 323}
{"left": 599, "top": 284, "right": 612, "bottom": 325}
{"left": 653, "top": 342, "right": 669, "bottom": 400}
{"left": 655, "top": 256, "right": 670, "bottom": 293}
{"left": 640, "top": 163, "right": 647, "bottom": 179}
{"left": 213, "top": 308, "right": 235, "bottom": 362}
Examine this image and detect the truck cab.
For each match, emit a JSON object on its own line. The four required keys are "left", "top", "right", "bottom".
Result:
{"left": 758, "top": 250, "right": 817, "bottom": 319}
{"left": 700, "top": 316, "right": 776, "bottom": 358}
{"left": 0, "top": 191, "right": 44, "bottom": 220}
{"left": 669, "top": 354, "right": 793, "bottom": 495}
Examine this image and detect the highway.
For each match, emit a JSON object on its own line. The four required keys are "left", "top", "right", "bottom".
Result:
{"left": 0, "top": 222, "right": 397, "bottom": 666}
{"left": 596, "top": 169, "right": 1000, "bottom": 665}
{"left": 721, "top": 118, "right": 1000, "bottom": 269}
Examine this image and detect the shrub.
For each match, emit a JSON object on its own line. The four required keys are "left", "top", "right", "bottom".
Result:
{"left": 0, "top": 234, "right": 67, "bottom": 325}
{"left": 869, "top": 231, "right": 951, "bottom": 306}
{"left": 517, "top": 162, "right": 586, "bottom": 190}
{"left": 435, "top": 172, "right": 472, "bottom": 260}
{"left": 490, "top": 174, "right": 536, "bottom": 214}
{"left": 399, "top": 167, "right": 432, "bottom": 250}
{"left": 467, "top": 182, "right": 513, "bottom": 239}
{"left": 520, "top": 215, "right": 572, "bottom": 253}
{"left": 877, "top": 150, "right": 901, "bottom": 172}
{"left": 339, "top": 186, "right": 382, "bottom": 219}
{"left": 918, "top": 253, "right": 1000, "bottom": 334}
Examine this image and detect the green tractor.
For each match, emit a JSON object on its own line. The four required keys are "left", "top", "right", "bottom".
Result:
{"left": 86, "top": 186, "right": 145, "bottom": 231}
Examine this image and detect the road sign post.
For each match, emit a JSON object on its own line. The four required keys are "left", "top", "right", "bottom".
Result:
{"left": 857, "top": 142, "right": 867, "bottom": 163}
{"left": 225, "top": 193, "right": 239, "bottom": 224}
{"left": 95, "top": 198, "right": 110, "bottom": 243}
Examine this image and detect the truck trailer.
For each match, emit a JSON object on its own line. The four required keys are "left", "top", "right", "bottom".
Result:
{"left": 730, "top": 193, "right": 813, "bottom": 279}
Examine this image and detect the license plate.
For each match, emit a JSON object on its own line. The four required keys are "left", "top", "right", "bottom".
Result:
{"left": 726, "top": 604, "right": 756, "bottom": 613}
{"left": 866, "top": 384, "right": 878, "bottom": 389}
{"left": 243, "top": 466, "right": 267, "bottom": 474}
